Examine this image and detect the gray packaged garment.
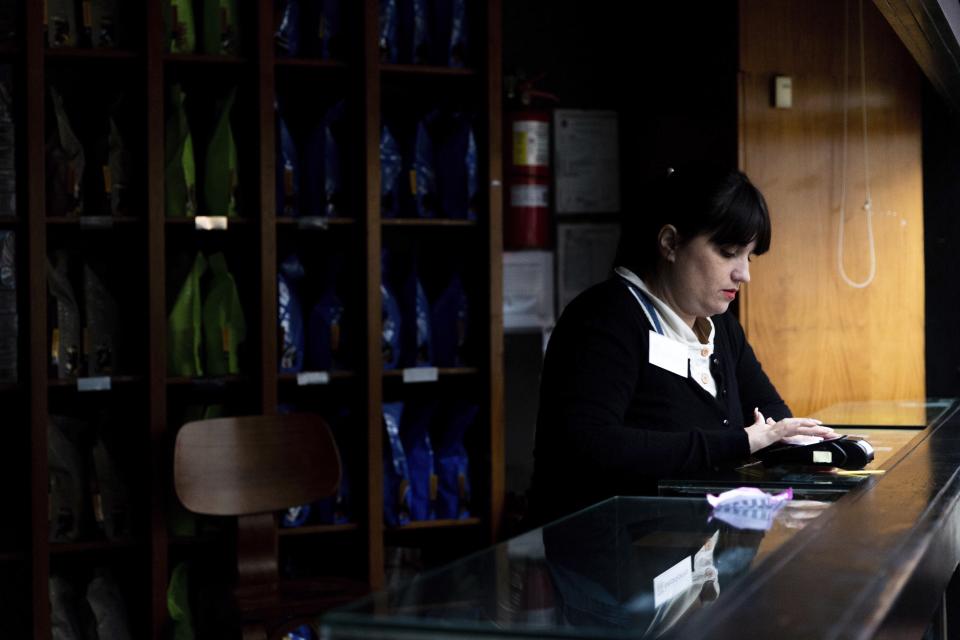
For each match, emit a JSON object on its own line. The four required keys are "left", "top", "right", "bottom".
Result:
{"left": 48, "top": 416, "right": 86, "bottom": 542}
{"left": 0, "top": 0, "right": 16, "bottom": 42}
{"left": 0, "top": 313, "right": 15, "bottom": 382}
{"left": 50, "top": 575, "right": 84, "bottom": 640}
{"left": 91, "top": 438, "right": 130, "bottom": 539}
{"left": 108, "top": 116, "right": 130, "bottom": 216}
{"left": 0, "top": 230, "right": 15, "bottom": 382}
{"left": 84, "top": 260, "right": 118, "bottom": 376}
{"left": 86, "top": 0, "right": 120, "bottom": 48}
{"left": 47, "top": 252, "right": 81, "bottom": 378}
{"left": 47, "top": 0, "right": 77, "bottom": 47}
{"left": 0, "top": 229, "right": 14, "bottom": 312}
{"left": 0, "top": 65, "right": 16, "bottom": 218}
{"left": 86, "top": 568, "right": 133, "bottom": 640}
{"left": 47, "top": 87, "right": 85, "bottom": 217}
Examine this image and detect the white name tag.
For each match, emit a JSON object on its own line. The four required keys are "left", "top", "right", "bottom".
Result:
{"left": 648, "top": 331, "right": 689, "bottom": 378}
{"left": 653, "top": 556, "right": 693, "bottom": 608}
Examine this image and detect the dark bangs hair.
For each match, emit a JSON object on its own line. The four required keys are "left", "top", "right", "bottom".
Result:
{"left": 615, "top": 165, "right": 772, "bottom": 277}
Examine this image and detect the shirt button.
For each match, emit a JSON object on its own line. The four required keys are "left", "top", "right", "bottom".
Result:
{"left": 701, "top": 373, "right": 709, "bottom": 384}
{"left": 700, "top": 348, "right": 709, "bottom": 357}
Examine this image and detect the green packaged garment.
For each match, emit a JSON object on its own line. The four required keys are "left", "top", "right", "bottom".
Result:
{"left": 167, "top": 251, "right": 206, "bottom": 377}
{"left": 83, "top": 259, "right": 119, "bottom": 375}
{"left": 46, "top": 0, "right": 77, "bottom": 47}
{"left": 47, "top": 251, "right": 81, "bottom": 378}
{"left": 164, "top": 85, "right": 197, "bottom": 218}
{"left": 165, "top": 0, "right": 196, "bottom": 53}
{"left": 203, "top": 0, "right": 240, "bottom": 55}
{"left": 46, "top": 87, "right": 85, "bottom": 217}
{"left": 203, "top": 252, "right": 246, "bottom": 375}
{"left": 203, "top": 88, "right": 238, "bottom": 217}
{"left": 167, "top": 563, "right": 195, "bottom": 640}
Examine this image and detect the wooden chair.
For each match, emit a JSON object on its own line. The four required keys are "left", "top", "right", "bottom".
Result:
{"left": 174, "top": 414, "right": 368, "bottom": 640}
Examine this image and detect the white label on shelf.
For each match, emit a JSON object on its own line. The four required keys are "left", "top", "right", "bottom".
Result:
{"left": 297, "top": 371, "right": 330, "bottom": 386}
{"left": 79, "top": 216, "right": 114, "bottom": 229}
{"left": 510, "top": 184, "right": 549, "bottom": 208}
{"left": 297, "top": 216, "right": 330, "bottom": 230}
{"left": 402, "top": 367, "right": 439, "bottom": 383}
{"left": 77, "top": 376, "right": 111, "bottom": 392}
{"left": 813, "top": 450, "right": 833, "bottom": 464}
{"left": 195, "top": 216, "right": 228, "bottom": 231}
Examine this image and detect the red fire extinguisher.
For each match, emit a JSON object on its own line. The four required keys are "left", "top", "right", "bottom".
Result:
{"left": 505, "top": 78, "right": 558, "bottom": 250}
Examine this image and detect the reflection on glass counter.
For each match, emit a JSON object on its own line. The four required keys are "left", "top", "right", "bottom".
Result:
{"left": 809, "top": 398, "right": 954, "bottom": 428}
{"left": 320, "top": 496, "right": 829, "bottom": 640}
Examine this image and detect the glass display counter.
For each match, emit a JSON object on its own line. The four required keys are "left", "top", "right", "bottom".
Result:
{"left": 322, "top": 398, "right": 960, "bottom": 639}
{"left": 321, "top": 496, "right": 830, "bottom": 639}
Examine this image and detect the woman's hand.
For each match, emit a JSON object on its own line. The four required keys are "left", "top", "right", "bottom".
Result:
{"left": 745, "top": 407, "right": 836, "bottom": 453}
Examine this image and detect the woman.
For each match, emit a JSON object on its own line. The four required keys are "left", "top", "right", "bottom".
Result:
{"left": 529, "top": 165, "right": 834, "bottom": 523}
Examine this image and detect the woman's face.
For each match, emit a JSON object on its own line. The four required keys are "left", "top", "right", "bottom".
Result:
{"left": 663, "top": 234, "right": 756, "bottom": 325}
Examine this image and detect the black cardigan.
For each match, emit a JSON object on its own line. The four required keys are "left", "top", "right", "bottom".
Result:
{"left": 529, "top": 277, "right": 791, "bottom": 523}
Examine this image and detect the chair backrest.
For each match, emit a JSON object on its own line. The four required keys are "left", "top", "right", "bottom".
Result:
{"left": 174, "top": 413, "right": 341, "bottom": 517}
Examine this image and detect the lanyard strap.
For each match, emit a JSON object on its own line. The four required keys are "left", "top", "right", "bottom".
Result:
{"left": 619, "top": 277, "right": 665, "bottom": 335}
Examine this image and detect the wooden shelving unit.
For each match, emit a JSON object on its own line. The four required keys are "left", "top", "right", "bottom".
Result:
{"left": 11, "top": 1, "right": 503, "bottom": 638}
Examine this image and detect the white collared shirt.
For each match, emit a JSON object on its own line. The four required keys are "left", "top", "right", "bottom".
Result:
{"left": 615, "top": 266, "right": 718, "bottom": 397}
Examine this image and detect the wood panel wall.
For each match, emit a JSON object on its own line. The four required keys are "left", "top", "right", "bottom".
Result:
{"left": 739, "top": 0, "right": 924, "bottom": 416}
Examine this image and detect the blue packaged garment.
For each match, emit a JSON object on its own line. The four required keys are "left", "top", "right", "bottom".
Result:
{"left": 400, "top": 401, "right": 438, "bottom": 520}
{"left": 435, "top": 403, "right": 477, "bottom": 519}
{"left": 434, "top": 112, "right": 477, "bottom": 220}
{"left": 383, "top": 402, "right": 411, "bottom": 527}
{"left": 319, "top": 0, "right": 343, "bottom": 59}
{"left": 431, "top": 272, "right": 467, "bottom": 367}
{"left": 379, "top": 0, "right": 399, "bottom": 63}
{"left": 285, "top": 625, "right": 314, "bottom": 640}
{"left": 306, "top": 287, "right": 343, "bottom": 372}
{"left": 314, "top": 407, "right": 353, "bottom": 524}
{"left": 278, "top": 254, "right": 306, "bottom": 373}
{"left": 324, "top": 100, "right": 346, "bottom": 217}
{"left": 381, "top": 252, "right": 402, "bottom": 370}
{"left": 281, "top": 503, "right": 311, "bottom": 528}
{"left": 447, "top": 0, "right": 468, "bottom": 67}
{"left": 413, "top": 113, "right": 439, "bottom": 218}
{"left": 276, "top": 102, "right": 299, "bottom": 217}
{"left": 400, "top": 259, "right": 432, "bottom": 367}
{"left": 380, "top": 124, "right": 402, "bottom": 218}
{"left": 314, "top": 454, "right": 350, "bottom": 524}
{"left": 300, "top": 121, "right": 324, "bottom": 217}
{"left": 412, "top": 0, "right": 433, "bottom": 64}
{"left": 275, "top": 0, "right": 301, "bottom": 56}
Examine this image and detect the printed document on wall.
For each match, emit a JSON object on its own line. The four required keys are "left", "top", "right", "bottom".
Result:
{"left": 554, "top": 109, "right": 620, "bottom": 214}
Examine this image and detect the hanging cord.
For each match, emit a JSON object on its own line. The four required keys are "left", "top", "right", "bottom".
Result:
{"left": 838, "top": 0, "right": 877, "bottom": 288}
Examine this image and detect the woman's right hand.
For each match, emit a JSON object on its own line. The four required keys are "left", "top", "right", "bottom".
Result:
{"left": 745, "top": 407, "right": 836, "bottom": 453}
